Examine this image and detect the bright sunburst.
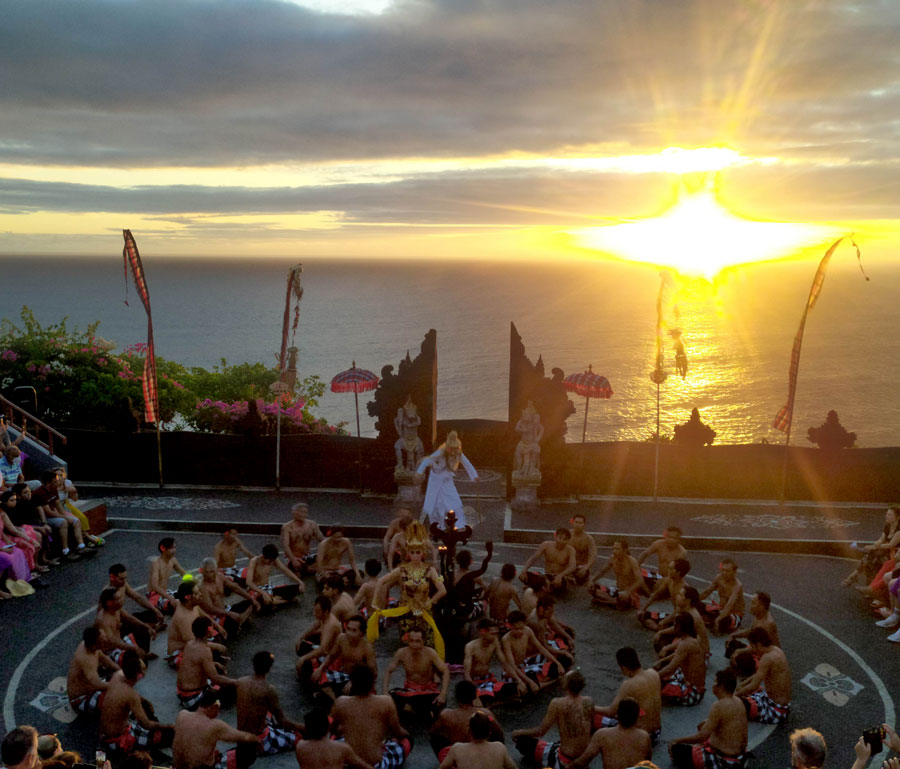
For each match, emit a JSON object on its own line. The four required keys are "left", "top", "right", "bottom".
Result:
{"left": 574, "top": 167, "right": 833, "bottom": 279}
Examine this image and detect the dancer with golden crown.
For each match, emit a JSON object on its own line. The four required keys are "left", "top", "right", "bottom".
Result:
{"left": 417, "top": 430, "right": 478, "bottom": 529}
{"left": 367, "top": 520, "right": 447, "bottom": 658}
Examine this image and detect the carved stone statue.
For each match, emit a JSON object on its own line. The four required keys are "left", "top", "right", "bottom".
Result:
{"left": 394, "top": 395, "right": 425, "bottom": 472}
{"left": 513, "top": 401, "right": 544, "bottom": 478}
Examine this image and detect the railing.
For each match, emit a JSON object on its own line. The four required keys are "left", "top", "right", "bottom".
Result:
{"left": 0, "top": 393, "right": 67, "bottom": 456}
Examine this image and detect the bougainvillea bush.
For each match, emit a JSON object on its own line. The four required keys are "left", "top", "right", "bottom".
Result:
{"left": 0, "top": 307, "right": 345, "bottom": 435}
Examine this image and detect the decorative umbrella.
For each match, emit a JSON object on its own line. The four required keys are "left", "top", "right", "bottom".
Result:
{"left": 330, "top": 361, "right": 380, "bottom": 439}
{"left": 564, "top": 364, "right": 613, "bottom": 444}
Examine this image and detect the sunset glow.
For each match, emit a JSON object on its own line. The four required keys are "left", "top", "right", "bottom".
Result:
{"left": 573, "top": 188, "right": 832, "bottom": 279}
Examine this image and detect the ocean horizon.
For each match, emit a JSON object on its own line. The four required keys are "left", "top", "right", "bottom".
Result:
{"left": 1, "top": 253, "right": 897, "bottom": 446}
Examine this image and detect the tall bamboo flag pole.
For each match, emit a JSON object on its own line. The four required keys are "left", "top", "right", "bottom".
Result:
{"left": 122, "top": 230, "right": 163, "bottom": 487}
{"left": 772, "top": 236, "right": 867, "bottom": 503}
{"left": 275, "top": 265, "right": 303, "bottom": 490}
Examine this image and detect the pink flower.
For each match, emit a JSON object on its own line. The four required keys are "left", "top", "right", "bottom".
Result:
{"left": 27, "top": 363, "right": 36, "bottom": 372}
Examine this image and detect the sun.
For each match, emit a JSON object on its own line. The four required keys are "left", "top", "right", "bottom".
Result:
{"left": 573, "top": 185, "right": 833, "bottom": 280}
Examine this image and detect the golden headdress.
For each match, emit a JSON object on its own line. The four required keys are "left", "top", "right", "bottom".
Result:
{"left": 404, "top": 520, "right": 429, "bottom": 549}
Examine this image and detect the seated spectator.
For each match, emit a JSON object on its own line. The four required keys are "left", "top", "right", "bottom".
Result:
{"left": 54, "top": 468, "right": 103, "bottom": 547}
{"left": 1, "top": 527, "right": 33, "bottom": 595}
{"left": 790, "top": 727, "right": 827, "bottom": 769}
{"left": 10, "top": 484, "right": 55, "bottom": 566}
{"left": 0, "top": 434, "right": 27, "bottom": 488}
{"left": 1, "top": 490, "right": 47, "bottom": 573}
{"left": 31, "top": 470, "right": 83, "bottom": 559}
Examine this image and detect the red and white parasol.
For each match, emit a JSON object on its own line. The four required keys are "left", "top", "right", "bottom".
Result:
{"left": 330, "top": 361, "right": 379, "bottom": 439}
{"left": 564, "top": 364, "right": 613, "bottom": 444}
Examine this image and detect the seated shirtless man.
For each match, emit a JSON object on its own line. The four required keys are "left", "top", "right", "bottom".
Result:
{"left": 512, "top": 670, "right": 593, "bottom": 769}
{"left": 484, "top": 564, "right": 523, "bottom": 624}
{"left": 322, "top": 575, "right": 357, "bottom": 625}
{"left": 593, "top": 647, "right": 662, "bottom": 746}
{"left": 569, "top": 697, "right": 651, "bottom": 769}
{"left": 735, "top": 627, "right": 792, "bottom": 725}
{"left": 295, "top": 707, "right": 371, "bottom": 769}
{"left": 464, "top": 619, "right": 523, "bottom": 702}
{"left": 636, "top": 525, "right": 688, "bottom": 588}
{"left": 198, "top": 557, "right": 258, "bottom": 637}
{"left": 700, "top": 557, "right": 745, "bottom": 634}
{"left": 67, "top": 626, "right": 120, "bottom": 715}
{"left": 568, "top": 514, "right": 597, "bottom": 585}
{"left": 213, "top": 527, "right": 254, "bottom": 582}
{"left": 519, "top": 528, "right": 576, "bottom": 592}
{"left": 501, "top": 610, "right": 565, "bottom": 691}
{"left": 245, "top": 543, "right": 303, "bottom": 609}
{"left": 172, "top": 690, "right": 256, "bottom": 769}
{"left": 331, "top": 666, "right": 411, "bottom": 769}
{"left": 590, "top": 539, "right": 645, "bottom": 610}
{"left": 355, "top": 559, "right": 385, "bottom": 620}
{"left": 670, "top": 668, "right": 748, "bottom": 769}
{"left": 147, "top": 537, "right": 187, "bottom": 615}
{"left": 383, "top": 628, "right": 450, "bottom": 722}
{"left": 280, "top": 502, "right": 324, "bottom": 575}
{"left": 639, "top": 557, "right": 691, "bottom": 630}
{"left": 527, "top": 594, "right": 575, "bottom": 667}
{"left": 312, "top": 615, "right": 377, "bottom": 700}
{"left": 296, "top": 594, "right": 342, "bottom": 681}
{"left": 383, "top": 508, "right": 413, "bottom": 566}
{"left": 430, "top": 680, "right": 504, "bottom": 762}
{"left": 98, "top": 650, "right": 174, "bottom": 760}
{"left": 168, "top": 581, "right": 227, "bottom": 669}
{"left": 236, "top": 650, "right": 304, "bottom": 763}
{"left": 654, "top": 612, "right": 707, "bottom": 707}
{"left": 96, "top": 588, "right": 153, "bottom": 663}
{"left": 176, "top": 617, "right": 239, "bottom": 710}
{"left": 725, "top": 591, "right": 780, "bottom": 658}
{"left": 316, "top": 524, "right": 361, "bottom": 588}
{"left": 106, "top": 562, "right": 166, "bottom": 632}
{"left": 439, "top": 711, "right": 516, "bottom": 769}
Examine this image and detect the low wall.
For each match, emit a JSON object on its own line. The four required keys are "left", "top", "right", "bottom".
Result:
{"left": 56, "top": 428, "right": 900, "bottom": 503}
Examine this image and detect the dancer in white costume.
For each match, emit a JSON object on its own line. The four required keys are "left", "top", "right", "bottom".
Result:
{"left": 417, "top": 431, "right": 478, "bottom": 529}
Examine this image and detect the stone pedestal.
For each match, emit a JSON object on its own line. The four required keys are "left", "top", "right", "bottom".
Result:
{"left": 511, "top": 473, "right": 541, "bottom": 511}
{"left": 394, "top": 468, "right": 423, "bottom": 504}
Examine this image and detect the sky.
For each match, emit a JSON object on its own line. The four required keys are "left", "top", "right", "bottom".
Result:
{"left": 1, "top": 0, "right": 899, "bottom": 262}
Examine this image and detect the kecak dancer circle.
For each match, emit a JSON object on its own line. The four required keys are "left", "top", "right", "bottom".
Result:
{"left": 367, "top": 521, "right": 447, "bottom": 658}
{"left": 417, "top": 431, "right": 478, "bottom": 529}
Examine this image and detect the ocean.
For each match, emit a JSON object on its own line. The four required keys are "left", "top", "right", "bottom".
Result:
{"left": 0, "top": 254, "right": 897, "bottom": 446}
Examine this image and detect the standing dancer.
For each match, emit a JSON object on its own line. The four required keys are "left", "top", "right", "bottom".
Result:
{"left": 417, "top": 431, "right": 478, "bottom": 529}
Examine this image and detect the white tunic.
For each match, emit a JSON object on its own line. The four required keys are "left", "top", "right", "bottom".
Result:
{"left": 417, "top": 449, "right": 478, "bottom": 529}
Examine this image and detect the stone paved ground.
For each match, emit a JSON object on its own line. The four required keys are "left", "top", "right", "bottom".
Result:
{"left": 3, "top": 508, "right": 898, "bottom": 769}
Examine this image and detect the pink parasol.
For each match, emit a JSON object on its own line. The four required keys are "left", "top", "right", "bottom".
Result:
{"left": 564, "top": 364, "right": 613, "bottom": 444}
{"left": 330, "top": 361, "right": 379, "bottom": 439}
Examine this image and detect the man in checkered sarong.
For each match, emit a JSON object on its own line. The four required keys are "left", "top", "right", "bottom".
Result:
{"left": 429, "top": 680, "right": 504, "bottom": 762}
{"left": 655, "top": 613, "right": 706, "bottom": 707}
{"left": 172, "top": 690, "right": 257, "bottom": 769}
{"left": 464, "top": 618, "right": 525, "bottom": 704}
{"left": 332, "top": 666, "right": 413, "bottom": 769}
{"left": 147, "top": 537, "right": 187, "bottom": 615}
{"left": 699, "top": 558, "right": 745, "bottom": 634}
{"left": 214, "top": 527, "right": 255, "bottom": 584}
{"left": 383, "top": 628, "right": 449, "bottom": 722}
{"left": 669, "top": 669, "right": 748, "bottom": 769}
{"left": 98, "top": 650, "right": 174, "bottom": 759}
{"left": 501, "top": 611, "right": 566, "bottom": 692}
{"left": 312, "top": 614, "right": 377, "bottom": 700}
{"left": 67, "top": 626, "right": 118, "bottom": 715}
{"left": 234, "top": 651, "right": 304, "bottom": 765}
{"left": 567, "top": 697, "right": 651, "bottom": 769}
{"left": 735, "top": 627, "right": 792, "bottom": 725}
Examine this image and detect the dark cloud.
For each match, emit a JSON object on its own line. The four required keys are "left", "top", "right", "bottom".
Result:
{"left": 1, "top": 0, "right": 897, "bottom": 169}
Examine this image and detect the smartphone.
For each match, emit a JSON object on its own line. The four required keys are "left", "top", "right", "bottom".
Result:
{"left": 95, "top": 749, "right": 106, "bottom": 768}
{"left": 863, "top": 725, "right": 885, "bottom": 754}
